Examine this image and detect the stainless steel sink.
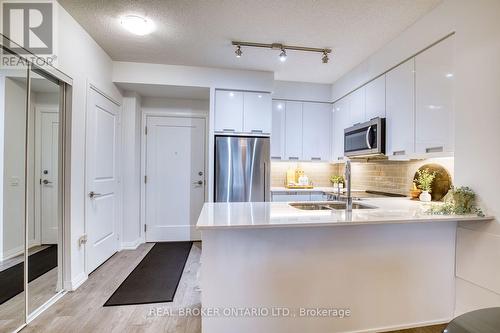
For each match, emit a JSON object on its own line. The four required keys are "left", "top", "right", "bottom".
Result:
{"left": 289, "top": 201, "right": 376, "bottom": 210}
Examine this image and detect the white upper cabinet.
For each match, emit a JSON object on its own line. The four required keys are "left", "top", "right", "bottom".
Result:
{"left": 332, "top": 97, "right": 350, "bottom": 162}
{"left": 271, "top": 101, "right": 286, "bottom": 160}
{"left": 214, "top": 90, "right": 244, "bottom": 133}
{"left": 243, "top": 92, "right": 272, "bottom": 134}
{"left": 415, "top": 36, "right": 454, "bottom": 154}
{"left": 348, "top": 87, "right": 366, "bottom": 126}
{"left": 386, "top": 59, "right": 415, "bottom": 157}
{"left": 302, "top": 103, "right": 332, "bottom": 161}
{"left": 365, "top": 75, "right": 386, "bottom": 120}
{"left": 284, "top": 101, "right": 303, "bottom": 160}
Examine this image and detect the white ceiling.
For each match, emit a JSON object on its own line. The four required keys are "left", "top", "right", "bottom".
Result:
{"left": 116, "top": 83, "right": 210, "bottom": 100}
{"left": 58, "top": 0, "right": 441, "bottom": 84}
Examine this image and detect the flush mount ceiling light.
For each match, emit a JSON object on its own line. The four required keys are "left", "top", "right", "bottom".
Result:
{"left": 120, "top": 15, "right": 155, "bottom": 36}
{"left": 232, "top": 41, "right": 332, "bottom": 64}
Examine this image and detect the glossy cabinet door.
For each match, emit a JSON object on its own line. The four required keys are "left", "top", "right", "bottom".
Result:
{"left": 302, "top": 102, "right": 332, "bottom": 161}
{"left": 214, "top": 90, "right": 244, "bottom": 133}
{"left": 284, "top": 101, "right": 303, "bottom": 160}
{"left": 332, "top": 97, "right": 350, "bottom": 161}
{"left": 365, "top": 75, "right": 386, "bottom": 120}
{"left": 415, "top": 36, "right": 454, "bottom": 154}
{"left": 271, "top": 101, "right": 286, "bottom": 160}
{"left": 386, "top": 58, "right": 415, "bottom": 157}
{"left": 348, "top": 87, "right": 366, "bottom": 126}
{"left": 243, "top": 92, "right": 272, "bottom": 134}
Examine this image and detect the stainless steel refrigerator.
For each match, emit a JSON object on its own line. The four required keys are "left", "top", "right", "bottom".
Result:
{"left": 215, "top": 136, "right": 270, "bottom": 202}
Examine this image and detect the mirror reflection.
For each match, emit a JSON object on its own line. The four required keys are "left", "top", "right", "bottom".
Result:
{"left": 27, "top": 69, "right": 62, "bottom": 315}
{"left": 0, "top": 52, "right": 28, "bottom": 332}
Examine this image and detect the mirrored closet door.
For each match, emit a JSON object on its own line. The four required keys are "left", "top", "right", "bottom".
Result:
{"left": 27, "top": 68, "right": 62, "bottom": 315}
{"left": 0, "top": 48, "right": 29, "bottom": 333}
{"left": 0, "top": 39, "right": 67, "bottom": 332}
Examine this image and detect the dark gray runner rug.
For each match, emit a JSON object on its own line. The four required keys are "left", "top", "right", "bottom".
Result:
{"left": 104, "top": 241, "right": 193, "bottom": 306}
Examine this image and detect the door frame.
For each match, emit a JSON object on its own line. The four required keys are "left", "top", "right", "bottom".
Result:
{"left": 84, "top": 84, "right": 122, "bottom": 274}
{"left": 140, "top": 111, "right": 208, "bottom": 244}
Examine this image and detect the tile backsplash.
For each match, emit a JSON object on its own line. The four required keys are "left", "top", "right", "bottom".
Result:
{"left": 271, "top": 157, "right": 454, "bottom": 195}
{"left": 271, "top": 162, "right": 336, "bottom": 187}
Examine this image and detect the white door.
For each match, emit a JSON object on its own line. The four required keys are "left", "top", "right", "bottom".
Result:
{"left": 145, "top": 116, "right": 205, "bottom": 242}
{"left": 302, "top": 102, "right": 331, "bottom": 161}
{"left": 38, "top": 111, "right": 59, "bottom": 244}
{"left": 243, "top": 92, "right": 271, "bottom": 134}
{"left": 270, "top": 101, "right": 285, "bottom": 160}
{"left": 214, "top": 90, "right": 243, "bottom": 133}
{"left": 85, "top": 88, "right": 121, "bottom": 273}
{"left": 284, "top": 101, "right": 303, "bottom": 161}
{"left": 365, "top": 75, "right": 386, "bottom": 120}
{"left": 386, "top": 59, "right": 415, "bottom": 157}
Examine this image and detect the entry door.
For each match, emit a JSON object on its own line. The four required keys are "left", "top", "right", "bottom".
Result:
{"left": 145, "top": 116, "right": 205, "bottom": 242}
{"left": 39, "top": 111, "right": 59, "bottom": 244}
{"left": 85, "top": 88, "right": 120, "bottom": 273}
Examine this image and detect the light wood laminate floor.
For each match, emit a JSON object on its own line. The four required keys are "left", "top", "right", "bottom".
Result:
{"left": 21, "top": 242, "right": 445, "bottom": 333}
{"left": 23, "top": 242, "right": 202, "bottom": 333}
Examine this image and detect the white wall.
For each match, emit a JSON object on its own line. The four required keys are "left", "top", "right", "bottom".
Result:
{"left": 273, "top": 80, "right": 332, "bottom": 102}
{"left": 330, "top": 0, "right": 500, "bottom": 315}
{"left": 52, "top": 3, "right": 122, "bottom": 289}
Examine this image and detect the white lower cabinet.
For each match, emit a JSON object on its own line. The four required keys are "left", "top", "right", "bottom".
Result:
{"left": 271, "top": 192, "right": 327, "bottom": 202}
{"left": 302, "top": 103, "right": 332, "bottom": 161}
{"left": 415, "top": 35, "right": 454, "bottom": 154}
{"left": 386, "top": 58, "right": 415, "bottom": 157}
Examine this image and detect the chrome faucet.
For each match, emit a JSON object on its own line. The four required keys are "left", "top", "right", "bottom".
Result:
{"left": 345, "top": 159, "right": 352, "bottom": 211}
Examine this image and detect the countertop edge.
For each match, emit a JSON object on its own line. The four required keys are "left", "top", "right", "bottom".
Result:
{"left": 196, "top": 215, "right": 494, "bottom": 230}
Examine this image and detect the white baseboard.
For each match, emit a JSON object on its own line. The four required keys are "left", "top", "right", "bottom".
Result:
{"left": 342, "top": 317, "right": 452, "bottom": 333}
{"left": 1, "top": 239, "right": 41, "bottom": 261}
{"left": 64, "top": 271, "right": 88, "bottom": 291}
{"left": 120, "top": 238, "right": 143, "bottom": 250}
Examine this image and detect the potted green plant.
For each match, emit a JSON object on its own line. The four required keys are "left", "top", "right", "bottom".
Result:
{"left": 330, "top": 175, "right": 344, "bottom": 189}
{"left": 416, "top": 168, "right": 436, "bottom": 202}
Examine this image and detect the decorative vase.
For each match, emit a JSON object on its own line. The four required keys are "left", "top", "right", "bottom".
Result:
{"left": 419, "top": 191, "right": 432, "bottom": 202}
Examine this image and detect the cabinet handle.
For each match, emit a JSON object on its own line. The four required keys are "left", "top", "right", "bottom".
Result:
{"left": 271, "top": 156, "right": 282, "bottom": 160}
{"left": 288, "top": 157, "right": 299, "bottom": 160}
{"left": 393, "top": 150, "right": 406, "bottom": 156}
{"left": 222, "top": 128, "right": 235, "bottom": 132}
{"left": 251, "top": 129, "right": 263, "bottom": 133}
{"left": 311, "top": 157, "right": 321, "bottom": 161}
{"left": 425, "top": 146, "right": 444, "bottom": 153}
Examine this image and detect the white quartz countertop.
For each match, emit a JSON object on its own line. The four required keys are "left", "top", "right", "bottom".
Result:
{"left": 271, "top": 186, "right": 338, "bottom": 192}
{"left": 196, "top": 198, "right": 492, "bottom": 229}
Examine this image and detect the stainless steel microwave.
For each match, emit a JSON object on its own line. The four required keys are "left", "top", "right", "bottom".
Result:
{"left": 344, "top": 117, "right": 386, "bottom": 157}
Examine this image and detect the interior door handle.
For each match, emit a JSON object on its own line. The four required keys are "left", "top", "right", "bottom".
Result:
{"left": 193, "top": 180, "right": 204, "bottom": 186}
{"left": 89, "top": 191, "right": 103, "bottom": 199}
{"left": 42, "top": 179, "right": 53, "bottom": 185}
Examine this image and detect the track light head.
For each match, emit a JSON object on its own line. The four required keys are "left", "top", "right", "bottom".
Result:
{"left": 322, "top": 51, "right": 329, "bottom": 64}
{"left": 235, "top": 45, "right": 242, "bottom": 58}
{"left": 279, "top": 48, "right": 287, "bottom": 62}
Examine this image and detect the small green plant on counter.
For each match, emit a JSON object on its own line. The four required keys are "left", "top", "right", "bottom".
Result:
{"left": 426, "top": 186, "right": 485, "bottom": 217}
{"left": 416, "top": 168, "right": 437, "bottom": 192}
{"left": 330, "top": 175, "right": 344, "bottom": 185}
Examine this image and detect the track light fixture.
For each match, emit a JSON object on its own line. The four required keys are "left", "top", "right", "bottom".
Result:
{"left": 279, "top": 48, "right": 287, "bottom": 62}
{"left": 322, "top": 51, "right": 329, "bottom": 64}
{"left": 235, "top": 45, "right": 242, "bottom": 58}
{"left": 232, "top": 41, "right": 331, "bottom": 64}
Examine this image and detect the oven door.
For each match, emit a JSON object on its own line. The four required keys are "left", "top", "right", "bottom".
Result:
{"left": 344, "top": 118, "right": 385, "bottom": 157}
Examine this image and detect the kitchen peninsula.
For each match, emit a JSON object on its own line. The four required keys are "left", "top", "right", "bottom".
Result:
{"left": 197, "top": 198, "right": 492, "bottom": 333}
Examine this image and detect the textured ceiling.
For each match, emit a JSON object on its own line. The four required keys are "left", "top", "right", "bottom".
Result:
{"left": 58, "top": 0, "right": 441, "bottom": 84}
